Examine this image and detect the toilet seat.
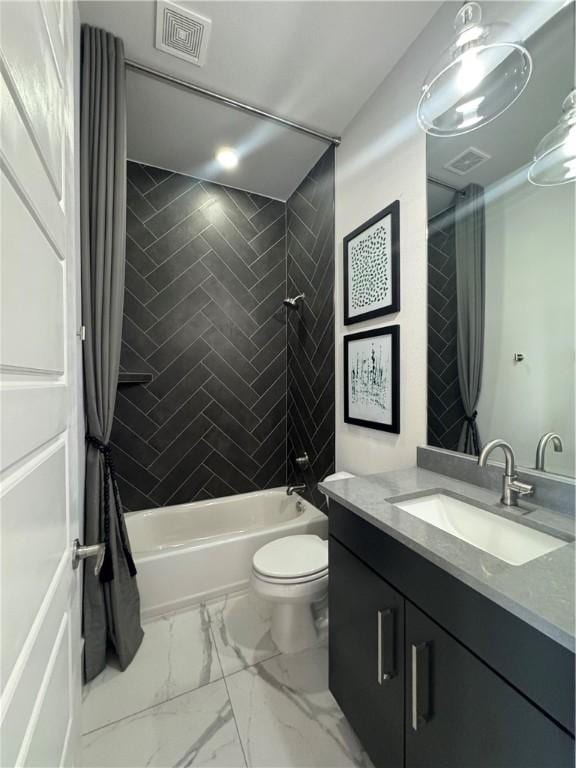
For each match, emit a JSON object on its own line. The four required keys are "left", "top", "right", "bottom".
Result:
{"left": 252, "top": 534, "right": 328, "bottom": 581}
{"left": 253, "top": 567, "right": 328, "bottom": 586}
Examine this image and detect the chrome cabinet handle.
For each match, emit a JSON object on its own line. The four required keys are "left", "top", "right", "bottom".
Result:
{"left": 411, "top": 642, "right": 431, "bottom": 731}
{"left": 72, "top": 538, "right": 106, "bottom": 576}
{"left": 377, "top": 609, "right": 395, "bottom": 683}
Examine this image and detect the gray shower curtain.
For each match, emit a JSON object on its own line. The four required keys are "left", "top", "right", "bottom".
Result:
{"left": 80, "top": 25, "right": 143, "bottom": 682}
{"left": 455, "top": 184, "right": 485, "bottom": 455}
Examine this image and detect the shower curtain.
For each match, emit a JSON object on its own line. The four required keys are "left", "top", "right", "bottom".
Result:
{"left": 80, "top": 25, "right": 143, "bottom": 682}
{"left": 455, "top": 184, "right": 485, "bottom": 456}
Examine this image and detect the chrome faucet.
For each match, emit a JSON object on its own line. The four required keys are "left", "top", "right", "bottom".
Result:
{"left": 535, "top": 432, "right": 564, "bottom": 471}
{"left": 286, "top": 484, "right": 306, "bottom": 496}
{"left": 478, "top": 439, "right": 534, "bottom": 506}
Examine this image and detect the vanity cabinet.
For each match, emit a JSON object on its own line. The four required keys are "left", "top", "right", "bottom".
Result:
{"left": 329, "top": 514, "right": 575, "bottom": 768}
{"left": 329, "top": 537, "right": 404, "bottom": 768}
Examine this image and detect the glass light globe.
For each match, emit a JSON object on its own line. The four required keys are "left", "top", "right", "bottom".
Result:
{"left": 417, "top": 2, "right": 533, "bottom": 137}
{"left": 529, "top": 90, "right": 576, "bottom": 186}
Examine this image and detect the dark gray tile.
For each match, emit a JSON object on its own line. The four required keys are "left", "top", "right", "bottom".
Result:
{"left": 145, "top": 172, "right": 197, "bottom": 210}
{"left": 147, "top": 310, "right": 211, "bottom": 372}
{"left": 203, "top": 376, "right": 259, "bottom": 432}
{"left": 127, "top": 162, "right": 156, "bottom": 194}
{"left": 123, "top": 289, "right": 157, "bottom": 332}
{"left": 126, "top": 208, "right": 156, "bottom": 249}
{"left": 124, "top": 261, "right": 157, "bottom": 305}
{"left": 147, "top": 370, "right": 212, "bottom": 425}
{"left": 202, "top": 227, "right": 257, "bottom": 289}
{"left": 148, "top": 337, "right": 210, "bottom": 399}
{"left": 250, "top": 215, "right": 285, "bottom": 256}
{"left": 202, "top": 276, "right": 259, "bottom": 337}
{"left": 204, "top": 350, "right": 258, "bottom": 406}
{"left": 146, "top": 208, "right": 209, "bottom": 265}
{"left": 201, "top": 301, "right": 259, "bottom": 360}
{"left": 147, "top": 286, "right": 211, "bottom": 345}
{"left": 201, "top": 249, "right": 258, "bottom": 312}
{"left": 126, "top": 235, "right": 157, "bottom": 277}
{"left": 122, "top": 316, "right": 158, "bottom": 361}
{"left": 203, "top": 450, "right": 258, "bottom": 494}
{"left": 249, "top": 199, "right": 285, "bottom": 231}
{"left": 146, "top": 235, "right": 211, "bottom": 292}
{"left": 204, "top": 425, "right": 259, "bottom": 478}
{"left": 145, "top": 182, "right": 211, "bottom": 238}
{"left": 201, "top": 325, "right": 258, "bottom": 384}
{"left": 146, "top": 260, "right": 210, "bottom": 318}
{"left": 148, "top": 413, "right": 211, "bottom": 477}
{"left": 202, "top": 401, "right": 260, "bottom": 455}
{"left": 127, "top": 179, "right": 157, "bottom": 221}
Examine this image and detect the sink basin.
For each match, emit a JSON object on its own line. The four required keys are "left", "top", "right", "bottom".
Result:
{"left": 394, "top": 493, "right": 567, "bottom": 566}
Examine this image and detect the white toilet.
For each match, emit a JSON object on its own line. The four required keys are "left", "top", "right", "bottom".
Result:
{"left": 251, "top": 472, "right": 354, "bottom": 654}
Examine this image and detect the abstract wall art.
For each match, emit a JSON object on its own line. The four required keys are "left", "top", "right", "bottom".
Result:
{"left": 343, "top": 200, "right": 400, "bottom": 324}
{"left": 344, "top": 325, "right": 400, "bottom": 433}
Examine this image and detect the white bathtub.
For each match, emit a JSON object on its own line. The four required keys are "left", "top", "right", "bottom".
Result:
{"left": 126, "top": 488, "right": 328, "bottom": 618}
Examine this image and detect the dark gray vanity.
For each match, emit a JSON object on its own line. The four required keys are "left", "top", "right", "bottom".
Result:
{"left": 320, "top": 466, "right": 575, "bottom": 768}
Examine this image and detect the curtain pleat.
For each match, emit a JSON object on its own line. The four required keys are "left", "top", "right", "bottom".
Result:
{"left": 80, "top": 24, "right": 143, "bottom": 682}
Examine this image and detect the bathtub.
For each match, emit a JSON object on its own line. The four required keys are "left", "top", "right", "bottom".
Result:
{"left": 125, "top": 488, "right": 328, "bottom": 618}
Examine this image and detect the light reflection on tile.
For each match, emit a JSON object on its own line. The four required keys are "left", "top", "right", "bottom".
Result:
{"left": 82, "top": 604, "right": 221, "bottom": 733}
{"left": 81, "top": 680, "right": 246, "bottom": 768}
{"left": 207, "top": 592, "right": 280, "bottom": 676}
{"left": 226, "top": 646, "right": 372, "bottom": 768}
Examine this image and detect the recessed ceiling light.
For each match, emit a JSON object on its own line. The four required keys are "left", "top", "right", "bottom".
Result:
{"left": 216, "top": 147, "right": 238, "bottom": 170}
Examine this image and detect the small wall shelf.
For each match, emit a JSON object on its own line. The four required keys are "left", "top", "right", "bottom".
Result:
{"left": 117, "top": 372, "right": 153, "bottom": 385}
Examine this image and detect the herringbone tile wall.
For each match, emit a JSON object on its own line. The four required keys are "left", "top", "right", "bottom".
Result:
{"left": 427, "top": 210, "right": 465, "bottom": 451}
{"left": 111, "top": 161, "right": 289, "bottom": 511}
{"left": 287, "top": 148, "right": 335, "bottom": 510}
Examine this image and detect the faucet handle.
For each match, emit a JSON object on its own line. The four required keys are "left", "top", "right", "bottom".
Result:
{"left": 508, "top": 479, "right": 534, "bottom": 497}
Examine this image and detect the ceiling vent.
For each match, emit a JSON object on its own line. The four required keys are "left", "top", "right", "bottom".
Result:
{"left": 443, "top": 147, "right": 491, "bottom": 176}
{"left": 155, "top": 0, "right": 211, "bottom": 67}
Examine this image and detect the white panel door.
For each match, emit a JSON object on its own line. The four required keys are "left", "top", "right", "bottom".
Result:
{"left": 0, "top": 1, "right": 83, "bottom": 766}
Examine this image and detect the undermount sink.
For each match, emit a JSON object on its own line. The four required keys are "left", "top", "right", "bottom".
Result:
{"left": 393, "top": 493, "right": 567, "bottom": 566}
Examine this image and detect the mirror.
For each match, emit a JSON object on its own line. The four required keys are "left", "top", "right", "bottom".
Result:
{"left": 426, "top": 1, "right": 575, "bottom": 478}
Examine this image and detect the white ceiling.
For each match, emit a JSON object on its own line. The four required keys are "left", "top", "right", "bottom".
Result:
{"left": 79, "top": 0, "right": 441, "bottom": 200}
{"left": 427, "top": 0, "right": 573, "bottom": 218}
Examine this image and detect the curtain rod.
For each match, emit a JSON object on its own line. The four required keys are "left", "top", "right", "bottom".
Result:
{"left": 427, "top": 176, "right": 465, "bottom": 195}
{"left": 125, "top": 59, "right": 341, "bottom": 146}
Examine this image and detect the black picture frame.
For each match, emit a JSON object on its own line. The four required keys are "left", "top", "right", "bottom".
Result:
{"left": 343, "top": 200, "right": 400, "bottom": 325}
{"left": 344, "top": 325, "right": 400, "bottom": 433}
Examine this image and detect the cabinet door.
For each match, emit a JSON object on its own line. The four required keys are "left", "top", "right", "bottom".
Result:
{"left": 329, "top": 537, "right": 404, "bottom": 768}
{"left": 406, "top": 603, "right": 575, "bottom": 768}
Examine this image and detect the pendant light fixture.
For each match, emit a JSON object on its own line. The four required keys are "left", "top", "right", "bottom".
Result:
{"left": 417, "top": 2, "right": 533, "bottom": 137}
{"left": 528, "top": 89, "right": 576, "bottom": 186}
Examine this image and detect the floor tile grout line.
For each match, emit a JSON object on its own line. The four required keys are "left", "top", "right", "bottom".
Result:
{"left": 81, "top": 674, "right": 225, "bottom": 738}
{"left": 221, "top": 667, "right": 250, "bottom": 768}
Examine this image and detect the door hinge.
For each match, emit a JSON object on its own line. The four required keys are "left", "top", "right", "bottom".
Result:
{"left": 77, "top": 325, "right": 86, "bottom": 341}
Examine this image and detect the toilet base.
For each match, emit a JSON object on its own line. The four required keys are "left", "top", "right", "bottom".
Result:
{"left": 270, "top": 602, "right": 318, "bottom": 655}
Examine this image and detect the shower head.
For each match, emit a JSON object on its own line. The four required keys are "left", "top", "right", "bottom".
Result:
{"left": 283, "top": 293, "right": 305, "bottom": 308}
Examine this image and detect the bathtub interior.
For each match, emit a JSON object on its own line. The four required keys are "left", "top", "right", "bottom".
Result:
{"left": 126, "top": 487, "right": 318, "bottom": 555}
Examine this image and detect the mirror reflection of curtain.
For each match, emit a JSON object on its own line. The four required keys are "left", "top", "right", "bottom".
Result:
{"left": 455, "top": 184, "right": 485, "bottom": 455}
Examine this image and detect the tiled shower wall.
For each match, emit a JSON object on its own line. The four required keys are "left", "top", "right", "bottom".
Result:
{"left": 287, "top": 148, "right": 335, "bottom": 510}
{"left": 112, "top": 152, "right": 334, "bottom": 511}
{"left": 427, "top": 210, "right": 465, "bottom": 451}
{"left": 112, "top": 162, "right": 288, "bottom": 511}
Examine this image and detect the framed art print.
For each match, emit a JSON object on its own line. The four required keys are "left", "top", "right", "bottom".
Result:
{"left": 344, "top": 325, "right": 400, "bottom": 433}
{"left": 344, "top": 200, "right": 400, "bottom": 325}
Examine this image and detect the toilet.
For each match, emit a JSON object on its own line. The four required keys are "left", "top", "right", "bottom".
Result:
{"left": 251, "top": 472, "right": 354, "bottom": 654}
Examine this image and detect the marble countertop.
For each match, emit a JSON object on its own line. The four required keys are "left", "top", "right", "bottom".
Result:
{"left": 319, "top": 467, "right": 575, "bottom": 653}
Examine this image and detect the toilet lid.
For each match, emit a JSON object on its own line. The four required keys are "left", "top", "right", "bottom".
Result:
{"left": 253, "top": 535, "right": 328, "bottom": 579}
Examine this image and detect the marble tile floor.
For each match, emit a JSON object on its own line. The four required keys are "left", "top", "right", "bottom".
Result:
{"left": 81, "top": 591, "right": 371, "bottom": 768}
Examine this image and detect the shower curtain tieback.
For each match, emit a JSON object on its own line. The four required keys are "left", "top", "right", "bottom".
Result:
{"left": 86, "top": 435, "right": 137, "bottom": 582}
{"left": 462, "top": 411, "right": 480, "bottom": 456}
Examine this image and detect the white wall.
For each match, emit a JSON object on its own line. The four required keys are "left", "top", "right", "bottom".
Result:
{"left": 334, "top": 4, "right": 454, "bottom": 475}
{"left": 478, "top": 179, "right": 576, "bottom": 476}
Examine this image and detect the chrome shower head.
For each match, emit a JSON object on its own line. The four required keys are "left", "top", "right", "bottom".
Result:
{"left": 283, "top": 293, "right": 305, "bottom": 308}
